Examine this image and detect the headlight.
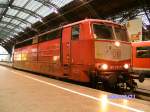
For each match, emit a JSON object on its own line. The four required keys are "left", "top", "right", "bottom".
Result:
{"left": 101, "top": 64, "right": 108, "bottom": 70}
{"left": 123, "top": 64, "right": 129, "bottom": 69}
{"left": 114, "top": 41, "right": 120, "bottom": 47}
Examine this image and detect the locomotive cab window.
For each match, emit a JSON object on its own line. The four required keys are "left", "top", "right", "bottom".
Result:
{"left": 136, "top": 46, "right": 150, "bottom": 58}
{"left": 93, "top": 24, "right": 113, "bottom": 40}
{"left": 71, "top": 25, "right": 80, "bottom": 40}
{"left": 114, "top": 28, "right": 128, "bottom": 41}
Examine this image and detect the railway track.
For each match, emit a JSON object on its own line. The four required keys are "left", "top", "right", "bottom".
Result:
{"left": 133, "top": 79, "right": 150, "bottom": 101}
{"left": 135, "top": 88, "right": 150, "bottom": 101}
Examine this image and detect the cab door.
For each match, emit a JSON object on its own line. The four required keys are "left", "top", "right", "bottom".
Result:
{"left": 62, "top": 25, "right": 81, "bottom": 65}
{"left": 70, "top": 24, "right": 81, "bottom": 65}
{"left": 62, "top": 25, "right": 81, "bottom": 75}
{"left": 62, "top": 27, "right": 71, "bottom": 65}
{"left": 62, "top": 27, "right": 71, "bottom": 75}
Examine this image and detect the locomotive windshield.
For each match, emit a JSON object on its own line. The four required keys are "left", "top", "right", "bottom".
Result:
{"left": 92, "top": 23, "right": 128, "bottom": 41}
{"left": 93, "top": 24, "right": 114, "bottom": 40}
{"left": 114, "top": 28, "right": 128, "bottom": 41}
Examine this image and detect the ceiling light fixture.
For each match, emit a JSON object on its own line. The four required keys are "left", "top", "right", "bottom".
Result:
{"left": 53, "top": 8, "right": 58, "bottom": 14}
{"left": 10, "top": 36, "right": 14, "bottom": 38}
{"left": 39, "top": 18, "right": 43, "bottom": 22}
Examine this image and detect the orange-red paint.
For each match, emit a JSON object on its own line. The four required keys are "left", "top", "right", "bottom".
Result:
{"left": 13, "top": 19, "right": 131, "bottom": 83}
{"left": 132, "top": 41, "right": 150, "bottom": 71}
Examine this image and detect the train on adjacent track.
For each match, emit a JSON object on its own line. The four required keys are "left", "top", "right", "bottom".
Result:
{"left": 132, "top": 41, "right": 150, "bottom": 78}
{"left": 13, "top": 19, "right": 141, "bottom": 91}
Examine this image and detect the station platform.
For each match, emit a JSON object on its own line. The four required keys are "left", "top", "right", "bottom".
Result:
{"left": 0, "top": 61, "right": 12, "bottom": 67}
{"left": 0, "top": 65, "right": 149, "bottom": 112}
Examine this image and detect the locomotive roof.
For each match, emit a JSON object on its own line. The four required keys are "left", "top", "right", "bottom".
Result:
{"left": 37, "top": 19, "right": 123, "bottom": 38}
{"left": 16, "top": 19, "right": 123, "bottom": 45}
{"left": 63, "top": 19, "right": 122, "bottom": 28}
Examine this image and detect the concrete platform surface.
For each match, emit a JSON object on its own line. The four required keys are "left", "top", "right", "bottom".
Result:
{"left": 0, "top": 65, "right": 149, "bottom": 112}
{"left": 136, "top": 78, "right": 150, "bottom": 91}
{"left": 0, "top": 61, "right": 12, "bottom": 67}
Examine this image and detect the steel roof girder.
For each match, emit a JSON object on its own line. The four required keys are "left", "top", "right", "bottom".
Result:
{"left": 35, "top": 0, "right": 59, "bottom": 9}
{"left": 0, "top": 26, "right": 18, "bottom": 33}
{"left": 0, "top": 4, "right": 43, "bottom": 18}
{"left": 0, "top": 21, "right": 25, "bottom": 30}
{"left": 0, "top": 4, "right": 8, "bottom": 8}
{"left": 4, "top": 14, "right": 32, "bottom": 25}
{"left": 0, "top": 29, "right": 16, "bottom": 35}
{"left": 11, "top": 5, "right": 43, "bottom": 18}
{"left": 0, "top": 33, "right": 12, "bottom": 39}
{"left": 0, "top": 22, "right": 38, "bottom": 34}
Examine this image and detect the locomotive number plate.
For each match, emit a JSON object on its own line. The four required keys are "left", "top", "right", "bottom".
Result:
{"left": 112, "top": 49, "right": 121, "bottom": 59}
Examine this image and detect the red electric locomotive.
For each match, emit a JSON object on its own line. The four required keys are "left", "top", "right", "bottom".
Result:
{"left": 13, "top": 19, "right": 136, "bottom": 90}
{"left": 132, "top": 41, "right": 150, "bottom": 78}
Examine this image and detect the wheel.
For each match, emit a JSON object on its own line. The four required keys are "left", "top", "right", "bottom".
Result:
{"left": 125, "top": 79, "right": 137, "bottom": 93}
{"left": 139, "top": 73, "right": 144, "bottom": 82}
{"left": 88, "top": 70, "right": 101, "bottom": 89}
{"left": 90, "top": 74, "right": 97, "bottom": 88}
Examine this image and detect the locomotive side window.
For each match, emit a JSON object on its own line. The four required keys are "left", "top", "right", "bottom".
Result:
{"left": 22, "top": 39, "right": 32, "bottom": 47}
{"left": 136, "top": 46, "right": 150, "bottom": 58}
{"left": 15, "top": 39, "right": 33, "bottom": 48}
{"left": 39, "top": 29, "right": 61, "bottom": 42}
{"left": 114, "top": 28, "right": 128, "bottom": 41}
{"left": 72, "top": 25, "right": 80, "bottom": 40}
{"left": 93, "top": 24, "right": 113, "bottom": 40}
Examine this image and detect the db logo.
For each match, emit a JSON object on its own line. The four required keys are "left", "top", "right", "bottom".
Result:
{"left": 112, "top": 49, "right": 121, "bottom": 59}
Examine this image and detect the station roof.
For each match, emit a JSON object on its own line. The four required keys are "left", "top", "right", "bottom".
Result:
{"left": 0, "top": 0, "right": 149, "bottom": 54}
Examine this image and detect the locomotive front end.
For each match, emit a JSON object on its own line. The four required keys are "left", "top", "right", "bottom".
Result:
{"left": 95, "top": 40, "right": 131, "bottom": 71}
{"left": 90, "top": 22, "right": 136, "bottom": 90}
{"left": 94, "top": 40, "right": 132, "bottom": 85}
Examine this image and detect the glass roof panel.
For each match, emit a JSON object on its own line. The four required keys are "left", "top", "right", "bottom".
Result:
{"left": 11, "top": 19, "right": 20, "bottom": 25}
{"left": 0, "top": 0, "right": 75, "bottom": 41}
{"left": 17, "top": 12, "right": 29, "bottom": 19}
{"left": 25, "top": 0, "right": 42, "bottom": 11}
{"left": 7, "top": 24, "right": 16, "bottom": 29}
{"left": 5, "top": 26, "right": 13, "bottom": 30}
{"left": 6, "top": 9, "right": 19, "bottom": 16}
{"left": 12, "top": 0, "right": 29, "bottom": 7}
{"left": 20, "top": 23, "right": 27, "bottom": 28}
{"left": 51, "top": 0, "right": 74, "bottom": 8}
{"left": 0, "top": 0, "right": 8, "bottom": 4}
{"left": 0, "top": 23, "right": 6, "bottom": 27}
{"left": 14, "top": 28, "right": 23, "bottom": 32}
{"left": 36, "top": 6, "right": 53, "bottom": 17}
{"left": 0, "top": 8, "right": 4, "bottom": 14}
{"left": 0, "top": 31, "right": 8, "bottom": 34}
{"left": 27, "top": 16, "right": 38, "bottom": 23}
{"left": 7, "top": 25, "right": 14, "bottom": 29}
{"left": 2, "top": 17, "right": 11, "bottom": 22}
